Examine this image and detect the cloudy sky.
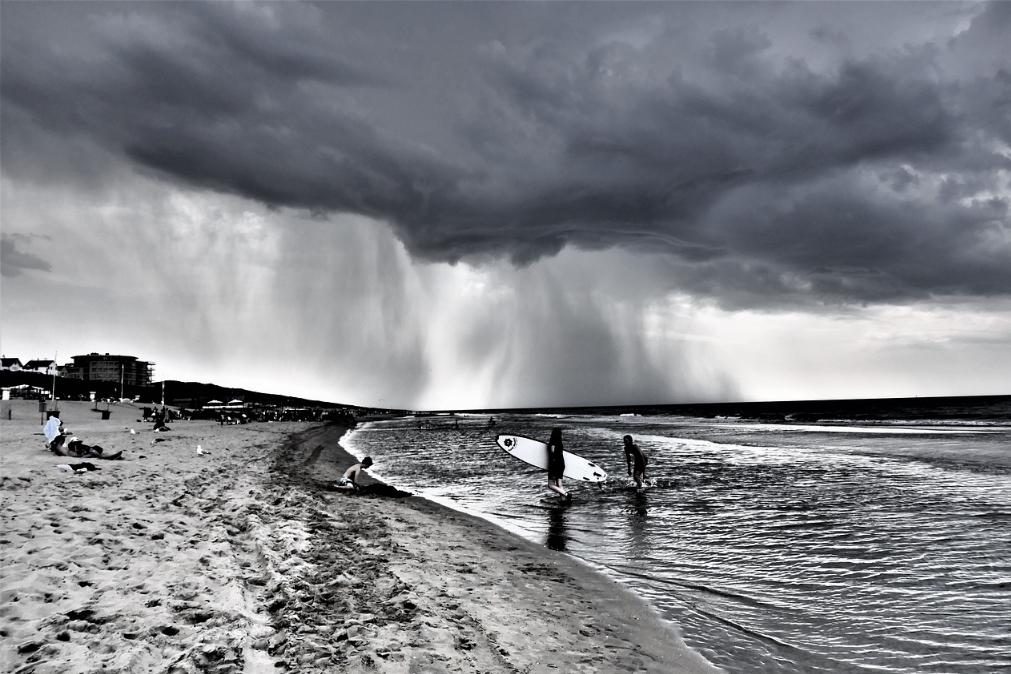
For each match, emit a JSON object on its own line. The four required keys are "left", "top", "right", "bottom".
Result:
{"left": 2, "top": 1, "right": 1009, "bottom": 409}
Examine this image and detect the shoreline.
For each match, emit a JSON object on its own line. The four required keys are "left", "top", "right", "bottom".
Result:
{"left": 284, "top": 422, "right": 719, "bottom": 673}
{"left": 0, "top": 401, "right": 719, "bottom": 672}
{"left": 337, "top": 421, "right": 705, "bottom": 644}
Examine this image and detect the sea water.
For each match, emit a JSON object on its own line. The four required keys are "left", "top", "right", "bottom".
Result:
{"left": 344, "top": 414, "right": 1011, "bottom": 673}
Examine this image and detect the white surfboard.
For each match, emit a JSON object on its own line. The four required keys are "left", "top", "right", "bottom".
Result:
{"left": 496, "top": 434, "right": 608, "bottom": 483}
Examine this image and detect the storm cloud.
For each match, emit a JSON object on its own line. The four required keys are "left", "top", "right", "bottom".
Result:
{"left": 2, "top": 1, "right": 1009, "bottom": 308}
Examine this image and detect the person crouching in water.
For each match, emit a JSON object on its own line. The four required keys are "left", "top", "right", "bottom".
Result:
{"left": 623, "top": 435, "right": 648, "bottom": 489}
{"left": 337, "top": 456, "right": 373, "bottom": 493}
{"left": 546, "top": 428, "right": 571, "bottom": 503}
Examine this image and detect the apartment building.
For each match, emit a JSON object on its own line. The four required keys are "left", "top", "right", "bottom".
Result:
{"left": 64, "top": 353, "right": 154, "bottom": 387}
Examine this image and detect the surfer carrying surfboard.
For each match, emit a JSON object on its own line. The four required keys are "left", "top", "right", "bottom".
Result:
{"left": 623, "top": 435, "right": 648, "bottom": 489}
{"left": 496, "top": 434, "right": 607, "bottom": 495}
{"left": 546, "top": 428, "right": 572, "bottom": 503}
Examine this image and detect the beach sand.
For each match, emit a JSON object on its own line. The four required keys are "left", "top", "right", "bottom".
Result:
{"left": 1, "top": 400, "right": 718, "bottom": 673}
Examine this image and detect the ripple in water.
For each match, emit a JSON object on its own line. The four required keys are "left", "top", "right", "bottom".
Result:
{"left": 345, "top": 414, "right": 1011, "bottom": 673}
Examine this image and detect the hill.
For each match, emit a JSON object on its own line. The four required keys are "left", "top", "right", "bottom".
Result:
{"left": 0, "top": 371, "right": 403, "bottom": 415}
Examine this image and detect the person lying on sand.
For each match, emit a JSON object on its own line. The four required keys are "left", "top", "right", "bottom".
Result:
{"left": 335, "top": 457, "right": 373, "bottom": 493}
{"left": 51, "top": 436, "right": 123, "bottom": 460}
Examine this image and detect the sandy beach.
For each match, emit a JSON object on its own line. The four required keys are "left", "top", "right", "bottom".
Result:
{"left": 1, "top": 400, "right": 717, "bottom": 673}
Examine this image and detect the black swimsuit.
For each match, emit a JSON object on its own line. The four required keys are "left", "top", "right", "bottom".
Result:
{"left": 547, "top": 441, "right": 565, "bottom": 480}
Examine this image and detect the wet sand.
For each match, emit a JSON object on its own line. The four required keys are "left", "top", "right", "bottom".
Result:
{"left": 0, "top": 400, "right": 718, "bottom": 673}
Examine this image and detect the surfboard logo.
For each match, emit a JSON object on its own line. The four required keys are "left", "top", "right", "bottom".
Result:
{"left": 503, "top": 437, "right": 514, "bottom": 448}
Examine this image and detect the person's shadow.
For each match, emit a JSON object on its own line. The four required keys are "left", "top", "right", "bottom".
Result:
{"left": 545, "top": 503, "right": 570, "bottom": 552}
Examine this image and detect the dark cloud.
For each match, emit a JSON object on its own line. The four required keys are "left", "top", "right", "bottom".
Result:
{"left": 1, "top": 234, "right": 51, "bottom": 277}
{"left": 2, "top": 1, "right": 1008, "bottom": 307}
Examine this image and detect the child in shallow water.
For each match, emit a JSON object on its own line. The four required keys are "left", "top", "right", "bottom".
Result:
{"left": 336, "top": 456, "right": 373, "bottom": 493}
{"left": 623, "top": 435, "right": 648, "bottom": 489}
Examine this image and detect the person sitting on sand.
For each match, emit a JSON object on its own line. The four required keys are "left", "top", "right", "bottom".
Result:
{"left": 623, "top": 435, "right": 648, "bottom": 489}
{"left": 336, "top": 457, "right": 373, "bottom": 492}
{"left": 152, "top": 406, "right": 170, "bottom": 432}
{"left": 546, "top": 428, "right": 571, "bottom": 503}
{"left": 43, "top": 413, "right": 67, "bottom": 453}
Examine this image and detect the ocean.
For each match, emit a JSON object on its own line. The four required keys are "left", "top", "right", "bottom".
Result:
{"left": 344, "top": 406, "right": 1011, "bottom": 673}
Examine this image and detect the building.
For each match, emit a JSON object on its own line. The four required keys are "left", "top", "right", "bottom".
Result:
{"left": 1, "top": 357, "right": 23, "bottom": 371}
{"left": 23, "top": 359, "right": 57, "bottom": 376}
{"left": 66, "top": 353, "right": 154, "bottom": 388}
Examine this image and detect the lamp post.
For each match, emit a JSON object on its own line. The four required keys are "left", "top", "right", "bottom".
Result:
{"left": 50, "top": 351, "right": 57, "bottom": 410}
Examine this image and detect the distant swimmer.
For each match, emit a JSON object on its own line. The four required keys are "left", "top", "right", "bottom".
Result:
{"left": 336, "top": 456, "right": 373, "bottom": 493}
{"left": 623, "top": 435, "right": 648, "bottom": 489}
{"left": 546, "top": 428, "right": 572, "bottom": 503}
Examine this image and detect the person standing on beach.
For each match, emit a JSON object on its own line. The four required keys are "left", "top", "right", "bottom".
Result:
{"left": 623, "top": 435, "right": 648, "bottom": 489}
{"left": 336, "top": 456, "right": 373, "bottom": 493}
{"left": 546, "top": 428, "right": 571, "bottom": 503}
